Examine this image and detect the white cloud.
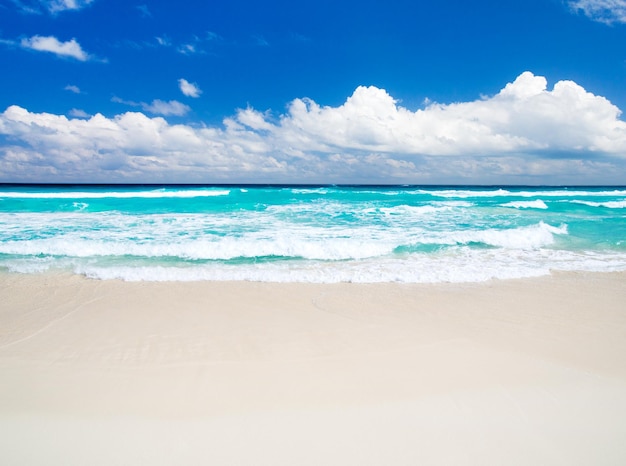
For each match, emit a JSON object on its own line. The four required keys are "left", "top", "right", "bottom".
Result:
{"left": 112, "top": 96, "right": 191, "bottom": 117}
{"left": 111, "top": 96, "right": 137, "bottom": 106}
{"left": 155, "top": 36, "right": 171, "bottom": 47}
{"left": 154, "top": 32, "right": 219, "bottom": 55}
{"left": 178, "top": 43, "right": 197, "bottom": 55}
{"left": 236, "top": 108, "right": 275, "bottom": 131}
{"left": 141, "top": 100, "right": 191, "bottom": 116}
{"left": 11, "top": 0, "right": 95, "bottom": 14}
{"left": 46, "top": 0, "right": 95, "bottom": 13}
{"left": 64, "top": 84, "right": 81, "bottom": 94}
{"left": 21, "top": 35, "right": 90, "bottom": 61}
{"left": 8, "top": 1, "right": 40, "bottom": 14}
{"left": 1, "top": 72, "right": 626, "bottom": 184}
{"left": 178, "top": 79, "right": 202, "bottom": 98}
{"left": 268, "top": 71, "right": 626, "bottom": 156}
{"left": 568, "top": 0, "right": 626, "bottom": 24}
{"left": 68, "top": 108, "right": 90, "bottom": 118}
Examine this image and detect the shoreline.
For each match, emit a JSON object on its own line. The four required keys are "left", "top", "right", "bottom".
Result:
{"left": 1, "top": 271, "right": 626, "bottom": 464}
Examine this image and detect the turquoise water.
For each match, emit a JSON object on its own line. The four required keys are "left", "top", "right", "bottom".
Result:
{"left": 1, "top": 185, "right": 625, "bottom": 282}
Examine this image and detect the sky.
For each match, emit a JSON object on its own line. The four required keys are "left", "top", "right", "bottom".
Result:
{"left": 1, "top": 0, "right": 626, "bottom": 184}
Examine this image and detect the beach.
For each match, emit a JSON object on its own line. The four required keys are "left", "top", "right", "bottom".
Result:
{"left": 1, "top": 271, "right": 626, "bottom": 465}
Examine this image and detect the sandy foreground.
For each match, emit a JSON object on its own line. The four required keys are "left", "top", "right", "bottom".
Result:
{"left": 1, "top": 271, "right": 626, "bottom": 465}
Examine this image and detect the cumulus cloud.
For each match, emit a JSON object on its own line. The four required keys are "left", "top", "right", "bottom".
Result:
{"left": 178, "top": 79, "right": 202, "bottom": 98}
{"left": 0, "top": 106, "right": 282, "bottom": 182}
{"left": 265, "top": 71, "right": 626, "bottom": 156}
{"left": 1, "top": 72, "right": 626, "bottom": 184}
{"left": 568, "top": 0, "right": 626, "bottom": 24}
{"left": 21, "top": 35, "right": 90, "bottom": 61}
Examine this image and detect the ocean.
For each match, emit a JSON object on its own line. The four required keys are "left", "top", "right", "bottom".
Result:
{"left": 1, "top": 185, "right": 625, "bottom": 283}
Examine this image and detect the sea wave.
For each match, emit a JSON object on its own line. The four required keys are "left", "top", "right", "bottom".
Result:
{"left": 571, "top": 200, "right": 626, "bottom": 208}
{"left": 0, "top": 189, "right": 231, "bottom": 199}
{"left": 422, "top": 189, "right": 626, "bottom": 199}
{"left": 5, "top": 248, "right": 624, "bottom": 283}
{"left": 1, "top": 185, "right": 624, "bottom": 284}
{"left": 501, "top": 200, "right": 548, "bottom": 209}
{"left": 0, "top": 221, "right": 567, "bottom": 261}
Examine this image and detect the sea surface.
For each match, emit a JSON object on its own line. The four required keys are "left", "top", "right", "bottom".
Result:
{"left": 1, "top": 185, "right": 625, "bottom": 283}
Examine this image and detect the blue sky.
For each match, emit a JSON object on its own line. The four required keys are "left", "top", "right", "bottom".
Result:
{"left": 1, "top": 0, "right": 626, "bottom": 184}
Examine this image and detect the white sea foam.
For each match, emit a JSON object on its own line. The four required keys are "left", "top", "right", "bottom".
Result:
{"left": 501, "top": 200, "right": 548, "bottom": 209}
{"left": 0, "top": 220, "right": 567, "bottom": 261}
{"left": 418, "top": 188, "right": 511, "bottom": 198}
{"left": 290, "top": 188, "right": 329, "bottom": 194}
{"left": 266, "top": 202, "right": 459, "bottom": 222}
{"left": 571, "top": 200, "right": 626, "bottom": 208}
{"left": 423, "top": 222, "right": 567, "bottom": 249}
{"left": 0, "top": 189, "right": 230, "bottom": 199}
{"left": 423, "top": 189, "right": 626, "bottom": 199}
{"left": 378, "top": 205, "right": 448, "bottom": 216}
{"left": 0, "top": 235, "right": 395, "bottom": 261}
{"left": 64, "top": 248, "right": 626, "bottom": 283}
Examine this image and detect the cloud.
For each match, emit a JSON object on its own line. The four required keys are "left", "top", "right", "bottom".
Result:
{"left": 68, "top": 108, "right": 90, "bottom": 118}
{"left": 265, "top": 71, "right": 626, "bottom": 156}
{"left": 141, "top": 100, "right": 191, "bottom": 116}
{"left": 136, "top": 4, "right": 150, "bottom": 17}
{"left": 0, "top": 106, "right": 281, "bottom": 182}
{"left": 111, "top": 96, "right": 136, "bottom": 106}
{"left": 178, "top": 79, "right": 202, "bottom": 98}
{"left": 46, "top": 0, "right": 94, "bottom": 13}
{"left": 177, "top": 43, "right": 200, "bottom": 55}
{"left": 2, "top": 72, "right": 626, "bottom": 184}
{"left": 123, "top": 32, "right": 219, "bottom": 52}
{"left": 157, "top": 31, "right": 220, "bottom": 55}
{"left": 8, "top": 1, "right": 40, "bottom": 14}
{"left": 64, "top": 84, "right": 81, "bottom": 94}
{"left": 11, "top": 0, "right": 95, "bottom": 14}
{"left": 113, "top": 96, "right": 191, "bottom": 116}
{"left": 155, "top": 36, "right": 171, "bottom": 47}
{"left": 21, "top": 35, "right": 90, "bottom": 60}
{"left": 568, "top": 0, "right": 626, "bottom": 24}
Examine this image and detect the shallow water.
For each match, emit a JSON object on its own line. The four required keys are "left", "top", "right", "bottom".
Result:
{"left": 1, "top": 185, "right": 625, "bottom": 282}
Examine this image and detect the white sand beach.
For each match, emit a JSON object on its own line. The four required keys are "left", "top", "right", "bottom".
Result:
{"left": 1, "top": 272, "right": 626, "bottom": 465}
